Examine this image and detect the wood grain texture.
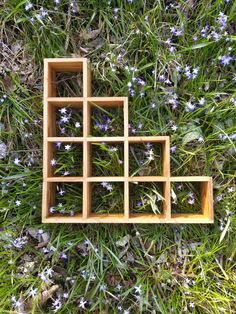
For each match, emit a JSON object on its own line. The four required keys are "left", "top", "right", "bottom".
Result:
{"left": 42, "top": 58, "right": 214, "bottom": 224}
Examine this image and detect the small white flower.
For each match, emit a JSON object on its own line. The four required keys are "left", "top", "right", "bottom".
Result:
{"left": 199, "top": 97, "right": 205, "bottom": 105}
{"left": 189, "top": 301, "right": 195, "bottom": 308}
{"left": 106, "top": 183, "right": 113, "bottom": 192}
{"left": 46, "top": 267, "right": 54, "bottom": 277}
{"left": 25, "top": 2, "right": 33, "bottom": 10}
{"left": 170, "top": 145, "right": 177, "bottom": 153}
{"left": 99, "top": 283, "right": 106, "bottom": 291}
{"left": 192, "top": 67, "right": 199, "bottom": 75}
{"left": 60, "top": 252, "right": 67, "bottom": 259}
{"left": 15, "top": 200, "right": 21, "bottom": 206}
{"left": 185, "top": 101, "right": 196, "bottom": 112}
{"left": 14, "top": 158, "right": 21, "bottom": 165}
{"left": 52, "top": 297, "right": 62, "bottom": 312}
{"left": 188, "top": 198, "right": 195, "bottom": 205}
{"left": 171, "top": 125, "right": 178, "bottom": 131}
{"left": 29, "top": 287, "right": 37, "bottom": 298}
{"left": 38, "top": 271, "right": 48, "bottom": 282}
{"left": 109, "top": 146, "right": 118, "bottom": 152}
{"left": 134, "top": 285, "right": 142, "bottom": 294}
{"left": 50, "top": 245, "right": 57, "bottom": 252}
{"left": 50, "top": 159, "right": 57, "bottom": 166}
{"left": 75, "top": 122, "right": 81, "bottom": 128}
{"left": 79, "top": 297, "right": 87, "bottom": 309}
{"left": 147, "top": 154, "right": 154, "bottom": 161}
{"left": 59, "top": 107, "right": 67, "bottom": 114}
{"left": 61, "top": 116, "right": 70, "bottom": 123}
{"left": 64, "top": 144, "right": 71, "bottom": 151}
{"left": 43, "top": 247, "right": 50, "bottom": 253}
{"left": 49, "top": 206, "right": 55, "bottom": 213}
{"left": 198, "top": 136, "right": 204, "bottom": 143}
{"left": 227, "top": 187, "right": 234, "bottom": 193}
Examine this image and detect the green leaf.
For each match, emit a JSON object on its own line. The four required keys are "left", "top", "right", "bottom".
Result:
{"left": 219, "top": 218, "right": 231, "bottom": 244}
{"left": 181, "top": 42, "right": 214, "bottom": 52}
{"left": 182, "top": 128, "right": 202, "bottom": 146}
{"left": 189, "top": 42, "right": 213, "bottom": 49}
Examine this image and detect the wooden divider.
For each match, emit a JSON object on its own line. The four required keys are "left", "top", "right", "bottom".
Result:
{"left": 42, "top": 58, "right": 214, "bottom": 224}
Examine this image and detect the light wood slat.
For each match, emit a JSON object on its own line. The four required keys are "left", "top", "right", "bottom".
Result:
{"left": 128, "top": 176, "right": 167, "bottom": 182}
{"left": 43, "top": 213, "right": 213, "bottom": 224}
{"left": 47, "top": 137, "right": 84, "bottom": 142}
{"left": 86, "top": 177, "right": 125, "bottom": 182}
{"left": 87, "top": 97, "right": 126, "bottom": 107}
{"left": 164, "top": 180, "right": 171, "bottom": 219}
{"left": 163, "top": 137, "right": 170, "bottom": 177}
{"left": 201, "top": 178, "right": 214, "bottom": 220}
{"left": 44, "top": 58, "right": 85, "bottom": 71}
{"left": 83, "top": 182, "right": 90, "bottom": 219}
{"left": 46, "top": 177, "right": 83, "bottom": 182}
{"left": 46, "top": 97, "right": 85, "bottom": 106}
{"left": 124, "top": 94, "right": 129, "bottom": 227}
{"left": 170, "top": 176, "right": 212, "bottom": 182}
{"left": 83, "top": 59, "right": 92, "bottom": 97}
{"left": 86, "top": 137, "right": 124, "bottom": 142}
{"left": 128, "top": 136, "right": 169, "bottom": 142}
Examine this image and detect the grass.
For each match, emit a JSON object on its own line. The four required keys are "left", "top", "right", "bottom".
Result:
{"left": 129, "top": 182, "right": 164, "bottom": 214}
{"left": 52, "top": 182, "right": 83, "bottom": 215}
{"left": 0, "top": 0, "right": 236, "bottom": 313}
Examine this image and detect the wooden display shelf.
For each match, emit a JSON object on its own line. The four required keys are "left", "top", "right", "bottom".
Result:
{"left": 42, "top": 58, "right": 214, "bottom": 224}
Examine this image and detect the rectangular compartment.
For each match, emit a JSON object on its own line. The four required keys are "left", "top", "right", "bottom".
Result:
{"left": 170, "top": 177, "right": 213, "bottom": 222}
{"left": 90, "top": 142, "right": 124, "bottom": 177}
{"left": 129, "top": 181, "right": 165, "bottom": 214}
{"left": 47, "top": 100, "right": 83, "bottom": 137}
{"left": 87, "top": 98, "right": 125, "bottom": 137}
{"left": 171, "top": 182, "right": 202, "bottom": 213}
{"left": 128, "top": 137, "right": 170, "bottom": 178}
{"left": 129, "top": 141, "right": 163, "bottom": 176}
{"left": 48, "top": 142, "right": 83, "bottom": 177}
{"left": 44, "top": 58, "right": 91, "bottom": 98}
{"left": 89, "top": 182, "right": 124, "bottom": 215}
{"left": 47, "top": 182, "right": 83, "bottom": 217}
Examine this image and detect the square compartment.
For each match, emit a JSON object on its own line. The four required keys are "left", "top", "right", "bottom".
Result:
{"left": 129, "top": 182, "right": 164, "bottom": 214}
{"left": 88, "top": 99, "right": 124, "bottom": 136}
{"left": 170, "top": 152, "right": 207, "bottom": 176}
{"left": 49, "top": 142, "right": 83, "bottom": 177}
{"left": 90, "top": 143, "right": 124, "bottom": 176}
{"left": 47, "top": 100, "right": 83, "bottom": 137}
{"left": 55, "top": 105, "right": 83, "bottom": 137}
{"left": 45, "top": 60, "right": 86, "bottom": 97}
{"left": 48, "top": 182, "right": 83, "bottom": 216}
{"left": 90, "top": 182, "right": 124, "bottom": 214}
{"left": 129, "top": 142, "right": 163, "bottom": 176}
{"left": 171, "top": 182, "right": 202, "bottom": 214}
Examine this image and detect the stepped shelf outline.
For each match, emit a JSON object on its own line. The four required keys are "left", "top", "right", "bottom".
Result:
{"left": 42, "top": 58, "right": 214, "bottom": 224}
